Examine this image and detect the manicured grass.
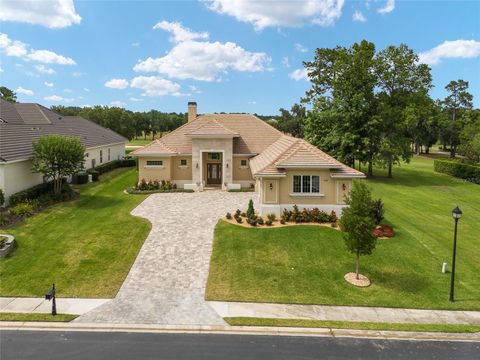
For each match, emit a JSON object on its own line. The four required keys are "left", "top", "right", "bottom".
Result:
{"left": 225, "top": 317, "right": 480, "bottom": 333}
{"left": 127, "top": 138, "right": 155, "bottom": 146}
{"left": 206, "top": 157, "right": 480, "bottom": 310}
{"left": 0, "top": 168, "right": 151, "bottom": 298}
{"left": 0, "top": 313, "right": 77, "bottom": 322}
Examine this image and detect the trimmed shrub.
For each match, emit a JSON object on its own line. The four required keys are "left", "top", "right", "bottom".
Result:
{"left": 74, "top": 172, "right": 89, "bottom": 185}
{"left": 235, "top": 209, "right": 242, "bottom": 217}
{"left": 0, "top": 189, "right": 4, "bottom": 207}
{"left": 265, "top": 219, "right": 273, "bottom": 226}
{"left": 371, "top": 199, "right": 385, "bottom": 225}
{"left": 246, "top": 199, "right": 255, "bottom": 219}
{"left": 9, "top": 202, "right": 36, "bottom": 217}
{"left": 257, "top": 217, "right": 264, "bottom": 225}
{"left": 280, "top": 218, "right": 286, "bottom": 225}
{"left": 89, "top": 170, "right": 99, "bottom": 181}
{"left": 235, "top": 216, "right": 243, "bottom": 224}
{"left": 87, "top": 159, "right": 137, "bottom": 180}
{"left": 9, "top": 179, "right": 69, "bottom": 206}
{"left": 434, "top": 159, "right": 480, "bottom": 184}
{"left": 226, "top": 212, "right": 232, "bottom": 220}
{"left": 267, "top": 213, "right": 276, "bottom": 222}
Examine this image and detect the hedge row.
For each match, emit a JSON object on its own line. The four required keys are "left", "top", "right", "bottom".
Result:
{"left": 9, "top": 179, "right": 69, "bottom": 206}
{"left": 86, "top": 159, "right": 136, "bottom": 181}
{"left": 434, "top": 159, "right": 480, "bottom": 184}
{"left": 126, "top": 187, "right": 194, "bottom": 194}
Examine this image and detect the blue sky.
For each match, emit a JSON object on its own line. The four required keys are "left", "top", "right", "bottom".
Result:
{"left": 1, "top": 0, "right": 479, "bottom": 114}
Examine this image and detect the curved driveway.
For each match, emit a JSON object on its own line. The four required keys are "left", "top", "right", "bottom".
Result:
{"left": 77, "top": 191, "right": 253, "bottom": 325}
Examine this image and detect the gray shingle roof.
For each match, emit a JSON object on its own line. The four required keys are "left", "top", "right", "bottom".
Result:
{"left": 0, "top": 99, "right": 127, "bottom": 162}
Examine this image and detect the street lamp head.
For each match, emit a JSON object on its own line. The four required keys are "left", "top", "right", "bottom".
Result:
{"left": 452, "top": 206, "right": 462, "bottom": 220}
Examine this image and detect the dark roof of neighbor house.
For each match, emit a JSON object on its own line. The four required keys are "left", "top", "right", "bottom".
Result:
{"left": 0, "top": 99, "right": 127, "bottom": 162}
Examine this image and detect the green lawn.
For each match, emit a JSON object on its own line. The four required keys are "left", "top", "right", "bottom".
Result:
{"left": 0, "top": 168, "right": 151, "bottom": 298}
{"left": 206, "top": 157, "right": 480, "bottom": 310}
{"left": 225, "top": 317, "right": 480, "bottom": 333}
{"left": 0, "top": 313, "right": 77, "bottom": 322}
{"left": 127, "top": 138, "right": 155, "bottom": 146}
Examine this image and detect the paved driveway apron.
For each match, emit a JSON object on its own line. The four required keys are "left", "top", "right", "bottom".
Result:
{"left": 76, "top": 191, "right": 253, "bottom": 325}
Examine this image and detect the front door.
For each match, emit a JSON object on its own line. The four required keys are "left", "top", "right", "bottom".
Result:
{"left": 207, "top": 163, "right": 222, "bottom": 185}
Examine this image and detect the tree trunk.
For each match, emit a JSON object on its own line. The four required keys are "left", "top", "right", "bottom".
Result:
{"left": 425, "top": 146, "right": 430, "bottom": 154}
{"left": 450, "top": 144, "right": 456, "bottom": 158}
{"left": 367, "top": 160, "right": 373, "bottom": 177}
{"left": 356, "top": 249, "right": 360, "bottom": 280}
{"left": 388, "top": 158, "right": 393, "bottom": 178}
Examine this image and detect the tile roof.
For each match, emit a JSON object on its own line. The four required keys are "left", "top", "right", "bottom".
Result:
{"left": 0, "top": 99, "right": 127, "bottom": 162}
{"left": 135, "top": 113, "right": 283, "bottom": 155}
{"left": 185, "top": 118, "right": 239, "bottom": 137}
{"left": 249, "top": 135, "right": 365, "bottom": 178}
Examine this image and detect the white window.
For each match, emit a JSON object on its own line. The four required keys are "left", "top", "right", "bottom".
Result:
{"left": 146, "top": 160, "right": 163, "bottom": 167}
{"left": 240, "top": 159, "right": 248, "bottom": 167}
{"left": 180, "top": 159, "right": 187, "bottom": 166}
{"left": 100, "top": 150, "right": 103, "bottom": 163}
{"left": 293, "top": 175, "right": 320, "bottom": 193}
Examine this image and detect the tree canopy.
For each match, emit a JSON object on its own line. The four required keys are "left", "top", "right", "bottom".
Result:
{"left": 31, "top": 135, "right": 85, "bottom": 194}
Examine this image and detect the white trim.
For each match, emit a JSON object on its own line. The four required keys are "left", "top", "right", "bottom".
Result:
{"left": 289, "top": 193, "right": 325, "bottom": 198}
{"left": 255, "top": 174, "right": 287, "bottom": 178}
{"left": 132, "top": 153, "right": 175, "bottom": 157}
{"left": 178, "top": 165, "right": 189, "bottom": 169}
{"left": 292, "top": 174, "right": 321, "bottom": 194}
{"left": 144, "top": 165, "right": 165, "bottom": 169}
{"left": 233, "top": 153, "right": 257, "bottom": 157}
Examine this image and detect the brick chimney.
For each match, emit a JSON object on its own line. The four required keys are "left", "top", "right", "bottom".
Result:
{"left": 188, "top": 102, "right": 197, "bottom": 122}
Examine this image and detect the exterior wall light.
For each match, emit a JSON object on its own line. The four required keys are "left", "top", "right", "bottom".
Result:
{"left": 269, "top": 183, "right": 273, "bottom": 190}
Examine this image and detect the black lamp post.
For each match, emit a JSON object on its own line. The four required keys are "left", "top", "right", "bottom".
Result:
{"left": 45, "top": 283, "right": 57, "bottom": 315}
{"left": 449, "top": 206, "right": 462, "bottom": 303}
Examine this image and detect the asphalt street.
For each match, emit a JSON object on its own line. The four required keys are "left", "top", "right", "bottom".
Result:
{"left": 1, "top": 330, "right": 478, "bottom": 360}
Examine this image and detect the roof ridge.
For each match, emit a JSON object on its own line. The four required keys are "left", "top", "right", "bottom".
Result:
{"left": 255, "top": 135, "right": 298, "bottom": 174}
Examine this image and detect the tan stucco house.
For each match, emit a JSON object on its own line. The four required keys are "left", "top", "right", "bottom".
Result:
{"left": 132, "top": 102, "right": 365, "bottom": 215}
{"left": 0, "top": 99, "right": 127, "bottom": 204}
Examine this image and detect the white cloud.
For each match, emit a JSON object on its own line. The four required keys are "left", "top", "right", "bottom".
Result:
{"left": 205, "top": 0, "right": 344, "bottom": 30}
{"left": 153, "top": 20, "right": 209, "bottom": 43}
{"left": 129, "top": 97, "right": 144, "bottom": 102}
{"left": 131, "top": 42, "right": 140, "bottom": 47}
{"left": 0, "top": 33, "right": 28, "bottom": 57}
{"left": 16, "top": 86, "right": 34, "bottom": 96}
{"left": 188, "top": 85, "right": 202, "bottom": 94}
{"left": 419, "top": 40, "right": 480, "bottom": 66}
{"left": 289, "top": 68, "right": 308, "bottom": 81}
{"left": 104, "top": 78, "right": 129, "bottom": 89}
{"left": 0, "top": 0, "right": 81, "bottom": 28}
{"left": 83, "top": 87, "right": 90, "bottom": 92}
{"left": 72, "top": 71, "right": 84, "bottom": 77}
{"left": 44, "top": 95, "right": 74, "bottom": 102}
{"left": 44, "top": 81, "right": 54, "bottom": 87}
{"left": 110, "top": 100, "right": 126, "bottom": 107}
{"left": 35, "top": 64, "right": 56, "bottom": 74}
{"left": 353, "top": 10, "right": 367, "bottom": 22}
{"left": 0, "top": 33, "right": 76, "bottom": 65}
{"left": 248, "top": 100, "right": 257, "bottom": 105}
{"left": 130, "top": 76, "right": 181, "bottom": 97}
{"left": 64, "top": 88, "right": 72, "bottom": 93}
{"left": 134, "top": 40, "right": 270, "bottom": 81}
{"left": 378, "top": 0, "right": 395, "bottom": 14}
{"left": 0, "top": 66, "right": 3, "bottom": 73}
{"left": 281, "top": 56, "right": 290, "bottom": 67}
{"left": 27, "top": 49, "right": 75, "bottom": 65}
{"left": 294, "top": 43, "right": 308, "bottom": 53}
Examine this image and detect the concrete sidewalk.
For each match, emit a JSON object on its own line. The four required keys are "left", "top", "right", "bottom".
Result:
{"left": 208, "top": 301, "right": 480, "bottom": 325}
{"left": 0, "top": 297, "right": 110, "bottom": 315}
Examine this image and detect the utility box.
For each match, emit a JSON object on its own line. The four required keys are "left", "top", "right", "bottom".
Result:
{"left": 442, "top": 262, "right": 447, "bottom": 273}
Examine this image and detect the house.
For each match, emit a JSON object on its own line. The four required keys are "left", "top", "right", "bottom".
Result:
{"left": 0, "top": 99, "right": 127, "bottom": 204}
{"left": 133, "top": 102, "right": 365, "bottom": 215}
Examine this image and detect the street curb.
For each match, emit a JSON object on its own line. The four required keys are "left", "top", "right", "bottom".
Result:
{"left": 1, "top": 322, "right": 479, "bottom": 342}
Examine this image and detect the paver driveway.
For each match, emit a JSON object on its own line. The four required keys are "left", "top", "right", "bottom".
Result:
{"left": 76, "top": 191, "right": 254, "bottom": 325}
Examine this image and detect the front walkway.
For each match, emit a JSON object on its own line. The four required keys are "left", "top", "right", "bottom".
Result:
{"left": 76, "top": 191, "right": 254, "bottom": 325}
{"left": 209, "top": 301, "right": 480, "bottom": 325}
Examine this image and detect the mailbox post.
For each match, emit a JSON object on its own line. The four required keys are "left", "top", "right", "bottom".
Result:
{"left": 45, "top": 283, "right": 57, "bottom": 316}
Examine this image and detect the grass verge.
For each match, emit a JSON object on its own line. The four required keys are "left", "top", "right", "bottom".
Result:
{"left": 225, "top": 317, "right": 480, "bottom": 333}
{"left": 0, "top": 313, "right": 77, "bottom": 322}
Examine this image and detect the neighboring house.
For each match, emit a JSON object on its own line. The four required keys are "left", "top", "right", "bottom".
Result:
{"left": 133, "top": 102, "right": 365, "bottom": 215}
{"left": 0, "top": 99, "right": 127, "bottom": 204}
